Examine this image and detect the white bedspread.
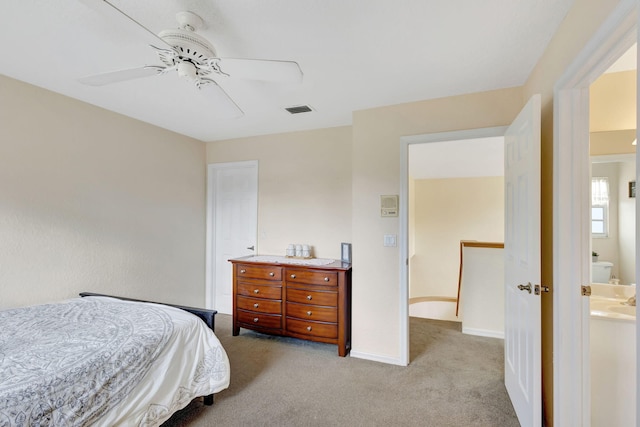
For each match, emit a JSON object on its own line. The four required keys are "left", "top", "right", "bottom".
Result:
{"left": 0, "top": 297, "right": 230, "bottom": 427}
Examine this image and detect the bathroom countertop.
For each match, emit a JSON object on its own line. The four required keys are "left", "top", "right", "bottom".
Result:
{"left": 590, "top": 296, "right": 636, "bottom": 322}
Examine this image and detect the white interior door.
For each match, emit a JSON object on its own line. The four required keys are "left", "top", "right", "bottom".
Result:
{"left": 504, "top": 94, "right": 541, "bottom": 427}
{"left": 207, "top": 161, "right": 258, "bottom": 314}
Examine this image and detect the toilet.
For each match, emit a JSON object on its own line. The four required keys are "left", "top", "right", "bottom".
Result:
{"left": 592, "top": 261, "right": 613, "bottom": 283}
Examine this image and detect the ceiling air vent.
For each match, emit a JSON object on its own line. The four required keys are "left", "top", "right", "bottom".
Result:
{"left": 285, "top": 105, "right": 313, "bottom": 114}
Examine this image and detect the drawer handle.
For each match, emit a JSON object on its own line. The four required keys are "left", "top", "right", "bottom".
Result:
{"left": 324, "top": 277, "right": 329, "bottom": 282}
{"left": 254, "top": 303, "right": 259, "bottom": 308}
{"left": 290, "top": 274, "right": 296, "bottom": 279}
{"left": 253, "top": 317, "right": 259, "bottom": 323}
{"left": 240, "top": 269, "right": 246, "bottom": 274}
{"left": 306, "top": 311, "right": 312, "bottom": 316}
{"left": 269, "top": 272, "right": 275, "bottom": 277}
{"left": 306, "top": 295, "right": 312, "bottom": 300}
{"left": 254, "top": 289, "right": 260, "bottom": 294}
{"left": 306, "top": 326, "right": 312, "bottom": 331}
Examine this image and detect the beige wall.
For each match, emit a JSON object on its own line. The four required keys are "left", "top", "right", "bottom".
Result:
{"left": 590, "top": 70, "right": 637, "bottom": 132}
{"left": 351, "top": 87, "right": 523, "bottom": 361}
{"left": 523, "top": 0, "right": 623, "bottom": 424}
{"left": 0, "top": 75, "right": 206, "bottom": 310}
{"left": 206, "top": 126, "right": 352, "bottom": 259}
{"left": 591, "top": 129, "right": 637, "bottom": 154}
{"left": 410, "top": 177, "right": 504, "bottom": 299}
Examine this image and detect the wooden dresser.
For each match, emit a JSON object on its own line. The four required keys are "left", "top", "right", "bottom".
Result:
{"left": 230, "top": 256, "right": 352, "bottom": 356}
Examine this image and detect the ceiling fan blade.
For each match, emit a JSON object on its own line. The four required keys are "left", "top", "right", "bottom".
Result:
{"left": 92, "top": 0, "right": 175, "bottom": 50}
{"left": 216, "top": 58, "right": 303, "bottom": 83}
{"left": 78, "top": 66, "right": 163, "bottom": 86}
{"left": 199, "top": 79, "right": 244, "bottom": 118}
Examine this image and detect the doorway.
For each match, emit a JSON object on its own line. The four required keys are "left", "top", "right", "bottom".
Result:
{"left": 401, "top": 95, "right": 543, "bottom": 426}
{"left": 588, "top": 44, "right": 637, "bottom": 426}
{"left": 553, "top": 1, "right": 637, "bottom": 424}
{"left": 407, "top": 136, "right": 504, "bottom": 328}
{"left": 400, "top": 126, "right": 508, "bottom": 361}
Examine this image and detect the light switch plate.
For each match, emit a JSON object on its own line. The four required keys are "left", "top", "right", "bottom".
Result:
{"left": 383, "top": 234, "right": 397, "bottom": 247}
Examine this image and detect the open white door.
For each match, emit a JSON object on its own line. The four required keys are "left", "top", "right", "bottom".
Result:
{"left": 504, "top": 94, "right": 542, "bottom": 427}
{"left": 206, "top": 161, "right": 258, "bottom": 314}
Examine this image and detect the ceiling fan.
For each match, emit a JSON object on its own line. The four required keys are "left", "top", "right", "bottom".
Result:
{"left": 79, "top": 0, "right": 303, "bottom": 118}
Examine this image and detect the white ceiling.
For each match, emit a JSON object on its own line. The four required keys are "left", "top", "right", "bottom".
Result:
{"left": 0, "top": 0, "right": 573, "bottom": 142}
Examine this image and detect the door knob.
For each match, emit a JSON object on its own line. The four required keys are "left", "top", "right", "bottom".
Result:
{"left": 247, "top": 246, "right": 255, "bottom": 251}
{"left": 517, "top": 283, "right": 532, "bottom": 294}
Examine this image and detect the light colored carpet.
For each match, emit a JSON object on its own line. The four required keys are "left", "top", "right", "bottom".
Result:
{"left": 162, "top": 314, "right": 519, "bottom": 426}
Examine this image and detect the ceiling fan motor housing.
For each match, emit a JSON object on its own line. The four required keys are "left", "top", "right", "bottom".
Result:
{"left": 159, "top": 28, "right": 217, "bottom": 66}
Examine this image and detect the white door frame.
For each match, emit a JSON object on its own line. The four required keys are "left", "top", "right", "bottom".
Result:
{"left": 552, "top": 1, "right": 637, "bottom": 425}
{"left": 399, "top": 126, "right": 508, "bottom": 366}
{"left": 205, "top": 160, "right": 259, "bottom": 310}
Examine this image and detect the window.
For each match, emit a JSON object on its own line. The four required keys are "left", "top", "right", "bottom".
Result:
{"left": 591, "top": 177, "right": 609, "bottom": 237}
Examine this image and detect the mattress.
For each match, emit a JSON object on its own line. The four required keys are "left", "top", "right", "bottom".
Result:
{"left": 0, "top": 296, "right": 230, "bottom": 426}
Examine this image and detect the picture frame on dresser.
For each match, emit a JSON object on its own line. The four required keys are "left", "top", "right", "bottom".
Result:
{"left": 341, "top": 242, "right": 352, "bottom": 263}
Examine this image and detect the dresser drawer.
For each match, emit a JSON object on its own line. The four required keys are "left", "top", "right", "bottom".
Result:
{"left": 286, "top": 302, "right": 337, "bottom": 322}
{"left": 286, "top": 318, "right": 338, "bottom": 339}
{"left": 237, "top": 282, "right": 282, "bottom": 299}
{"left": 237, "top": 309, "right": 282, "bottom": 329}
{"left": 287, "top": 288, "right": 337, "bottom": 307}
{"left": 286, "top": 269, "right": 338, "bottom": 286}
{"left": 236, "top": 264, "right": 282, "bottom": 281}
{"left": 237, "top": 296, "right": 282, "bottom": 314}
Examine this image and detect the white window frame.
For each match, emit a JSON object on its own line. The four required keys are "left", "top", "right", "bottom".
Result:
{"left": 591, "top": 204, "right": 608, "bottom": 238}
{"left": 591, "top": 177, "right": 609, "bottom": 238}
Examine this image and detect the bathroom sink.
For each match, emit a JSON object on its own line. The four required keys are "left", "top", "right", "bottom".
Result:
{"left": 590, "top": 297, "right": 636, "bottom": 321}
{"left": 610, "top": 304, "right": 636, "bottom": 317}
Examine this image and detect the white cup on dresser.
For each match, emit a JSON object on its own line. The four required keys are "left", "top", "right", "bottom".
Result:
{"left": 295, "top": 244, "right": 302, "bottom": 257}
{"left": 302, "top": 244, "right": 311, "bottom": 258}
{"left": 286, "top": 244, "right": 295, "bottom": 257}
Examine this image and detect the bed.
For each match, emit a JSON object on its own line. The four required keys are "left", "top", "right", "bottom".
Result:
{"left": 0, "top": 292, "right": 230, "bottom": 426}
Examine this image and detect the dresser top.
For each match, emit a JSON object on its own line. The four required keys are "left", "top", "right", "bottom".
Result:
{"left": 229, "top": 255, "right": 351, "bottom": 271}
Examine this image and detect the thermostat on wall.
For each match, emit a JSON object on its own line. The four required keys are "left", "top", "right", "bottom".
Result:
{"left": 380, "top": 195, "right": 399, "bottom": 217}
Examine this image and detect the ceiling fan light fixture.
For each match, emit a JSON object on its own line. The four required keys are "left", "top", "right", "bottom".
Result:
{"left": 177, "top": 61, "right": 197, "bottom": 80}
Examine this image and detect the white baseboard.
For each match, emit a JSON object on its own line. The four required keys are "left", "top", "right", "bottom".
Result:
{"left": 349, "top": 350, "right": 407, "bottom": 366}
{"left": 462, "top": 327, "right": 504, "bottom": 339}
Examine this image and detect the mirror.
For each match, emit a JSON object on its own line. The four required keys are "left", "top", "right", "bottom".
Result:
{"left": 590, "top": 130, "right": 636, "bottom": 286}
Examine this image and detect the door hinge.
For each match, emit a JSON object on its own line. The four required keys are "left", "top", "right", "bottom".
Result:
{"left": 581, "top": 285, "right": 592, "bottom": 296}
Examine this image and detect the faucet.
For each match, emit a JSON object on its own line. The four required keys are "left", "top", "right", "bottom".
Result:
{"left": 623, "top": 294, "right": 636, "bottom": 306}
